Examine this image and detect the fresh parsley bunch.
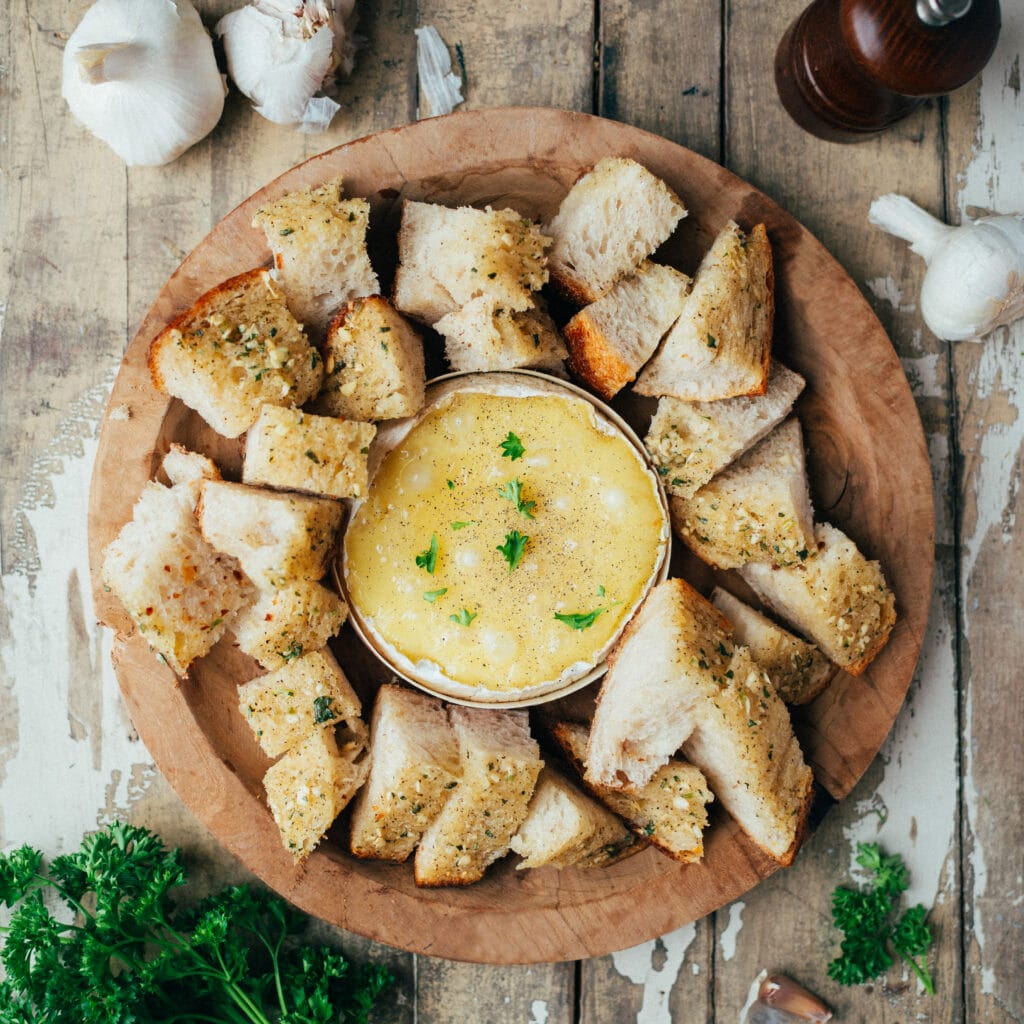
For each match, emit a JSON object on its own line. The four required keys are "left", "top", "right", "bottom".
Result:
{"left": 828, "top": 842, "right": 934, "bottom": 995}
{"left": 0, "top": 822, "right": 391, "bottom": 1023}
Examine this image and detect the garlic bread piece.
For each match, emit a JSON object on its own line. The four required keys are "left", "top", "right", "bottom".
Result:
{"left": 315, "top": 296, "right": 426, "bottom": 422}
{"left": 545, "top": 158, "right": 687, "bottom": 304}
{"left": 349, "top": 684, "right": 461, "bottom": 863}
{"left": 243, "top": 406, "right": 375, "bottom": 501}
{"left": 636, "top": 221, "right": 774, "bottom": 401}
{"left": 414, "top": 707, "right": 543, "bottom": 886}
{"left": 740, "top": 522, "right": 897, "bottom": 676}
{"left": 645, "top": 362, "right": 805, "bottom": 499}
{"left": 149, "top": 268, "right": 323, "bottom": 438}
{"left": 252, "top": 176, "right": 379, "bottom": 333}
{"left": 161, "top": 443, "right": 222, "bottom": 487}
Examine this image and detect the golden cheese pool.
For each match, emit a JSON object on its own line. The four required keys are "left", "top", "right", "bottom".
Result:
{"left": 342, "top": 376, "right": 669, "bottom": 702}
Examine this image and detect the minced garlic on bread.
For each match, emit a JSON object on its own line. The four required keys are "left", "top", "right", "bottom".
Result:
{"left": 149, "top": 268, "right": 323, "bottom": 439}
{"left": 243, "top": 406, "right": 376, "bottom": 501}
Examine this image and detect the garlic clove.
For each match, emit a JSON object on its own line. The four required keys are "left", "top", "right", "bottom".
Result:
{"left": 415, "top": 26, "right": 465, "bottom": 119}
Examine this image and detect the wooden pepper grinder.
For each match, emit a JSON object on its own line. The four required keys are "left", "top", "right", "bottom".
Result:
{"left": 775, "top": 0, "right": 1001, "bottom": 142}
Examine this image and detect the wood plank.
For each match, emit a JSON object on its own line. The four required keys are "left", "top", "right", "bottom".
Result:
{"left": 715, "top": 0, "right": 961, "bottom": 1019}
{"left": 945, "top": 8, "right": 1024, "bottom": 1018}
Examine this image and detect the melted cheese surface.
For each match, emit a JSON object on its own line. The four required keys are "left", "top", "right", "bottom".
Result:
{"left": 343, "top": 389, "right": 666, "bottom": 696}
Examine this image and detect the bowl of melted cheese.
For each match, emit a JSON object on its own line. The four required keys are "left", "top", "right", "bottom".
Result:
{"left": 340, "top": 371, "right": 670, "bottom": 706}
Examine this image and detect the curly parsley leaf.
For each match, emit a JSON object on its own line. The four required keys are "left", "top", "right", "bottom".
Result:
{"left": 415, "top": 533, "right": 439, "bottom": 574}
{"left": 423, "top": 588, "right": 448, "bottom": 603}
{"left": 496, "top": 530, "right": 528, "bottom": 572}
{"left": 312, "top": 695, "right": 338, "bottom": 724}
{"left": 449, "top": 608, "right": 477, "bottom": 626}
{"left": 498, "top": 478, "right": 536, "bottom": 519}
{"left": 554, "top": 608, "right": 605, "bottom": 630}
{"left": 500, "top": 431, "right": 525, "bottom": 460}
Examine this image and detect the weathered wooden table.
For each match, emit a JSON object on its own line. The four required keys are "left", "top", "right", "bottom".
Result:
{"left": 2, "top": 2, "right": 1022, "bottom": 1021}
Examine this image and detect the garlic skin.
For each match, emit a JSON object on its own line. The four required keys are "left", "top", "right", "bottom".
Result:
{"left": 415, "top": 26, "right": 465, "bottom": 119}
{"left": 869, "top": 194, "right": 1024, "bottom": 342}
{"left": 216, "top": 1, "right": 358, "bottom": 134}
{"left": 62, "top": 0, "right": 225, "bottom": 167}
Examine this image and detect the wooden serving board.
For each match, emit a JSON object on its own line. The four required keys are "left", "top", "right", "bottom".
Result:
{"left": 87, "top": 107, "right": 933, "bottom": 964}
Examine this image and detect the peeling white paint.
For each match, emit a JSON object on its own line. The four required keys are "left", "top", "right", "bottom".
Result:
{"left": 718, "top": 900, "right": 745, "bottom": 962}
{"left": 899, "top": 352, "right": 945, "bottom": 400}
{"left": 527, "top": 999, "right": 548, "bottom": 1024}
{"left": 867, "top": 275, "right": 917, "bottom": 313}
{"left": 610, "top": 923, "right": 697, "bottom": 1024}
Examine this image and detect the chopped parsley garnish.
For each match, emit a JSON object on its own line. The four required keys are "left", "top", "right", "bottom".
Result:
{"left": 415, "top": 534, "right": 438, "bottom": 574}
{"left": 312, "top": 695, "right": 338, "bottom": 724}
{"left": 423, "top": 588, "right": 448, "bottom": 603}
{"left": 279, "top": 642, "right": 303, "bottom": 662}
{"left": 446, "top": 479, "right": 455, "bottom": 490}
{"left": 450, "top": 520, "right": 478, "bottom": 531}
{"left": 597, "top": 585, "right": 606, "bottom": 597}
{"left": 500, "top": 431, "right": 525, "bottom": 460}
{"left": 554, "top": 608, "right": 604, "bottom": 630}
{"left": 304, "top": 449, "right": 320, "bottom": 463}
{"left": 279, "top": 227, "right": 294, "bottom": 236}
{"left": 706, "top": 333, "right": 718, "bottom": 348}
{"left": 449, "top": 608, "right": 477, "bottom": 626}
{"left": 498, "top": 477, "right": 536, "bottom": 518}
{"left": 496, "top": 530, "right": 528, "bottom": 572}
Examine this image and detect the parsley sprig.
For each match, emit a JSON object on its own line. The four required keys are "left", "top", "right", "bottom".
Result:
{"left": 0, "top": 821, "right": 391, "bottom": 1023}
{"left": 498, "top": 478, "right": 536, "bottom": 519}
{"left": 500, "top": 431, "right": 525, "bottom": 460}
{"left": 496, "top": 530, "right": 528, "bottom": 572}
{"left": 415, "top": 534, "right": 438, "bottom": 573}
{"left": 828, "top": 842, "right": 935, "bottom": 995}
{"left": 554, "top": 608, "right": 605, "bottom": 630}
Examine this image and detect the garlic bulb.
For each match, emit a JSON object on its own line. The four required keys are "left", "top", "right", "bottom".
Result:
{"left": 869, "top": 194, "right": 1024, "bottom": 342}
{"left": 216, "top": 1, "right": 358, "bottom": 134}
{"left": 62, "top": 0, "right": 226, "bottom": 167}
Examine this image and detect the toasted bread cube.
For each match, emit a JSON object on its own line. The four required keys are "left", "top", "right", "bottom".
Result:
{"left": 264, "top": 725, "right": 369, "bottom": 862}
{"left": 393, "top": 201, "right": 550, "bottom": 325}
{"left": 563, "top": 262, "right": 691, "bottom": 399}
{"left": 349, "top": 684, "right": 461, "bottom": 863}
{"left": 545, "top": 158, "right": 687, "bottom": 304}
{"left": 238, "top": 649, "right": 362, "bottom": 758}
{"left": 161, "top": 444, "right": 222, "bottom": 487}
{"left": 711, "top": 588, "right": 834, "bottom": 705}
{"left": 645, "top": 362, "right": 805, "bottom": 499}
{"left": 149, "top": 269, "right": 323, "bottom": 438}
{"left": 198, "top": 481, "right": 342, "bottom": 589}
{"left": 243, "top": 406, "right": 375, "bottom": 501}
{"left": 101, "top": 480, "right": 255, "bottom": 678}
{"left": 414, "top": 707, "right": 543, "bottom": 886}
{"left": 315, "top": 296, "right": 426, "bottom": 422}
{"left": 636, "top": 221, "right": 774, "bottom": 401}
{"left": 510, "top": 766, "right": 639, "bottom": 870}
{"left": 669, "top": 418, "right": 815, "bottom": 570}
{"left": 553, "top": 721, "right": 709, "bottom": 864}
{"left": 232, "top": 580, "right": 348, "bottom": 670}
{"left": 252, "top": 176, "right": 379, "bottom": 333}
{"left": 740, "top": 522, "right": 897, "bottom": 675}
{"left": 433, "top": 296, "right": 568, "bottom": 374}
{"left": 586, "top": 578, "right": 812, "bottom": 864}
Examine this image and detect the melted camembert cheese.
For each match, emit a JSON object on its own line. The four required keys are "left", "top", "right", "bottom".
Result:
{"left": 343, "top": 388, "right": 666, "bottom": 697}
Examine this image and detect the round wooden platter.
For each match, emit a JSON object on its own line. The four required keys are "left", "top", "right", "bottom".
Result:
{"left": 87, "top": 107, "right": 934, "bottom": 964}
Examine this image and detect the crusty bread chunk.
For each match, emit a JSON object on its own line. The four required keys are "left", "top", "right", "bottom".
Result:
{"left": 586, "top": 578, "right": 812, "bottom": 864}
{"left": 264, "top": 724, "right": 369, "bottom": 862}
{"left": 315, "top": 296, "right": 426, "bottom": 422}
{"left": 552, "top": 721, "right": 708, "bottom": 864}
{"left": 251, "top": 176, "right": 379, "bottom": 333}
{"left": 349, "top": 684, "right": 461, "bottom": 863}
{"left": 198, "top": 481, "right": 342, "bottom": 589}
{"left": 393, "top": 201, "right": 550, "bottom": 324}
{"left": 510, "top": 766, "right": 639, "bottom": 870}
{"left": 740, "top": 522, "right": 897, "bottom": 675}
{"left": 161, "top": 444, "right": 221, "bottom": 487}
{"left": 635, "top": 221, "right": 774, "bottom": 401}
{"left": 243, "top": 406, "right": 375, "bottom": 501}
{"left": 645, "top": 362, "right": 805, "bottom": 499}
{"left": 711, "top": 587, "right": 834, "bottom": 705}
{"left": 414, "top": 707, "right": 543, "bottom": 886}
{"left": 232, "top": 580, "right": 348, "bottom": 670}
{"left": 238, "top": 649, "right": 362, "bottom": 758}
{"left": 545, "top": 158, "right": 687, "bottom": 304}
{"left": 101, "top": 477, "right": 255, "bottom": 678}
{"left": 433, "top": 296, "right": 568, "bottom": 374}
{"left": 669, "top": 418, "right": 815, "bottom": 570}
{"left": 563, "top": 262, "right": 691, "bottom": 399}
{"left": 149, "top": 268, "right": 323, "bottom": 438}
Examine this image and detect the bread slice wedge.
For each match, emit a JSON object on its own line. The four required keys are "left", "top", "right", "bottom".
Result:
{"left": 711, "top": 587, "right": 834, "bottom": 705}
{"left": 669, "top": 418, "right": 815, "bottom": 570}
{"left": 510, "top": 766, "right": 639, "bottom": 870}
{"left": 740, "top": 522, "right": 897, "bottom": 675}
{"left": 315, "top": 296, "right": 426, "bottom": 422}
{"left": 161, "top": 443, "right": 221, "bottom": 487}
{"left": 251, "top": 175, "right": 379, "bottom": 334}
{"left": 563, "top": 262, "right": 692, "bottom": 399}
{"left": 149, "top": 268, "right": 323, "bottom": 438}
{"left": 349, "top": 684, "right": 461, "bottom": 863}
{"left": 545, "top": 158, "right": 687, "bottom": 304}
{"left": 553, "top": 720, "right": 709, "bottom": 864}
{"left": 635, "top": 221, "right": 774, "bottom": 401}
{"left": 414, "top": 707, "right": 543, "bottom": 886}
{"left": 433, "top": 296, "right": 567, "bottom": 374}
{"left": 644, "top": 361, "right": 805, "bottom": 499}
{"left": 393, "top": 201, "right": 550, "bottom": 324}
{"left": 586, "top": 578, "right": 813, "bottom": 864}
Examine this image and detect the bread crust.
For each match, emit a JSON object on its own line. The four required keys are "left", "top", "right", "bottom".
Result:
{"left": 563, "top": 312, "right": 636, "bottom": 399}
